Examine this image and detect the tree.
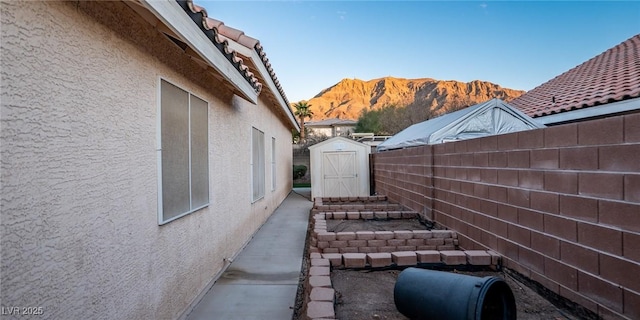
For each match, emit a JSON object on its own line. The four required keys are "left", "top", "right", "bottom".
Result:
{"left": 292, "top": 101, "right": 314, "bottom": 142}
{"left": 355, "top": 103, "right": 435, "bottom": 136}
{"left": 355, "top": 108, "right": 382, "bottom": 134}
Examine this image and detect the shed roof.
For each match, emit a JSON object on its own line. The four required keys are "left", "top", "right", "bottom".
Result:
{"left": 308, "top": 136, "right": 370, "bottom": 151}
{"left": 377, "top": 99, "right": 544, "bottom": 151}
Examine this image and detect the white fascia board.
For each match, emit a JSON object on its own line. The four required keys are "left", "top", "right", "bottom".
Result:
{"left": 536, "top": 97, "right": 640, "bottom": 125}
{"left": 221, "top": 36, "right": 253, "bottom": 57}
{"left": 141, "top": 0, "right": 258, "bottom": 104}
{"left": 222, "top": 36, "right": 300, "bottom": 132}
{"left": 250, "top": 50, "right": 300, "bottom": 132}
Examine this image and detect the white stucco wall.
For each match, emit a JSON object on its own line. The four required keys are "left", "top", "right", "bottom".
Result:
{"left": 0, "top": 1, "right": 292, "bottom": 319}
{"left": 308, "top": 126, "right": 333, "bottom": 137}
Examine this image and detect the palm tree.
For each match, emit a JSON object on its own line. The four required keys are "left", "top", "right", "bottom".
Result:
{"left": 293, "top": 101, "right": 314, "bottom": 142}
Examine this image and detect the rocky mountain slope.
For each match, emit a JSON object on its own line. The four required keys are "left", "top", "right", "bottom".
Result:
{"left": 300, "top": 77, "right": 525, "bottom": 120}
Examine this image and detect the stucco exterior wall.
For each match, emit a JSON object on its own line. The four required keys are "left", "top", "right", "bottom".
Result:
{"left": 307, "top": 125, "right": 356, "bottom": 138}
{"left": 1, "top": 1, "right": 292, "bottom": 319}
{"left": 308, "top": 127, "right": 333, "bottom": 137}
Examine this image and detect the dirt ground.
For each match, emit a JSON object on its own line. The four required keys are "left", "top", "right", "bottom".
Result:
{"left": 332, "top": 268, "right": 583, "bottom": 320}
{"left": 327, "top": 219, "right": 431, "bottom": 232}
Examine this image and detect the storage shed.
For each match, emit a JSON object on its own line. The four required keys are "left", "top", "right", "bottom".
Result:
{"left": 377, "top": 98, "right": 545, "bottom": 151}
{"left": 309, "top": 137, "right": 371, "bottom": 199}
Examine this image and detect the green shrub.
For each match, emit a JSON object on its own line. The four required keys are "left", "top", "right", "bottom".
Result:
{"left": 293, "top": 165, "right": 307, "bottom": 179}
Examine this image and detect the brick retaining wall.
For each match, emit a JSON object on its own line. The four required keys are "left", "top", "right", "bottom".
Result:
{"left": 304, "top": 201, "right": 500, "bottom": 320}
{"left": 372, "top": 113, "right": 640, "bottom": 319}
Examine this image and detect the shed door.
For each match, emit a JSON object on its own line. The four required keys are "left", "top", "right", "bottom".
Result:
{"left": 322, "top": 151, "right": 358, "bottom": 197}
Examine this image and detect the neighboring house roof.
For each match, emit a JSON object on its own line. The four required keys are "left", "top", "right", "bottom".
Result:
{"left": 510, "top": 34, "right": 640, "bottom": 121}
{"left": 377, "top": 99, "right": 545, "bottom": 151}
{"left": 306, "top": 118, "right": 358, "bottom": 127}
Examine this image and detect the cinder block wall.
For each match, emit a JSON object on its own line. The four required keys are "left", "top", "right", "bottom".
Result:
{"left": 374, "top": 145, "right": 434, "bottom": 218}
{"left": 373, "top": 113, "right": 640, "bottom": 319}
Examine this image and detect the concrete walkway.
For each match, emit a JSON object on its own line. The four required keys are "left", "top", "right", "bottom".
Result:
{"left": 187, "top": 188, "right": 312, "bottom": 320}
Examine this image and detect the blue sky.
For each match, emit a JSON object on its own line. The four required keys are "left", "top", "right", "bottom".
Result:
{"left": 199, "top": 1, "right": 640, "bottom": 102}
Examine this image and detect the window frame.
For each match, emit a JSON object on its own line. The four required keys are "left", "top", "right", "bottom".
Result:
{"left": 251, "top": 127, "right": 265, "bottom": 202}
{"left": 271, "top": 137, "right": 276, "bottom": 191}
{"left": 157, "top": 78, "right": 210, "bottom": 225}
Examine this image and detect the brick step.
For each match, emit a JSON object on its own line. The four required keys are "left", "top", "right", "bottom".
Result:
{"left": 320, "top": 250, "right": 500, "bottom": 268}
{"left": 316, "top": 195, "right": 387, "bottom": 204}
{"left": 321, "top": 210, "right": 417, "bottom": 219}
{"left": 313, "top": 204, "right": 405, "bottom": 212}
{"left": 315, "top": 230, "right": 457, "bottom": 241}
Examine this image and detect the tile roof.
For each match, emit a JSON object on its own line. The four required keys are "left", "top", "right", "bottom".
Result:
{"left": 179, "top": 0, "right": 262, "bottom": 94}
{"left": 306, "top": 118, "right": 358, "bottom": 126}
{"left": 209, "top": 17, "right": 291, "bottom": 109}
{"left": 510, "top": 34, "right": 640, "bottom": 118}
{"left": 182, "top": 0, "right": 291, "bottom": 108}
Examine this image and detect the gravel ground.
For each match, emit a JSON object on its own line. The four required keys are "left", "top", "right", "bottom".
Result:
{"left": 332, "top": 268, "right": 584, "bottom": 320}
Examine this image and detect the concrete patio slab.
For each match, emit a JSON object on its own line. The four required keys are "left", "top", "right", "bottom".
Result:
{"left": 186, "top": 188, "right": 312, "bottom": 320}
{"left": 186, "top": 284, "right": 299, "bottom": 320}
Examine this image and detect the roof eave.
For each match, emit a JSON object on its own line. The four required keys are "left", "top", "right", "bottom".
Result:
{"left": 139, "top": 0, "right": 258, "bottom": 104}
{"left": 250, "top": 48, "right": 299, "bottom": 131}
{"left": 535, "top": 97, "right": 640, "bottom": 125}
{"left": 221, "top": 35, "right": 299, "bottom": 131}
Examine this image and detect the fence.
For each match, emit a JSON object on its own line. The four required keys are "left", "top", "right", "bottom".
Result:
{"left": 373, "top": 113, "right": 640, "bottom": 319}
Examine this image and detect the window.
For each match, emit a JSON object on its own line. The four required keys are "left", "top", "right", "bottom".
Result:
{"left": 271, "top": 137, "right": 276, "bottom": 191}
{"left": 158, "top": 79, "right": 209, "bottom": 224}
{"left": 251, "top": 127, "right": 265, "bottom": 201}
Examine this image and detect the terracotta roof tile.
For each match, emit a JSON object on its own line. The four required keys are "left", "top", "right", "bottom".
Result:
{"left": 218, "top": 24, "right": 244, "bottom": 42}
{"left": 510, "top": 34, "right": 640, "bottom": 118}
{"left": 185, "top": 0, "right": 290, "bottom": 107}
{"left": 237, "top": 34, "right": 259, "bottom": 49}
{"left": 180, "top": 0, "right": 262, "bottom": 94}
{"left": 204, "top": 17, "right": 223, "bottom": 30}
{"left": 222, "top": 30, "right": 290, "bottom": 108}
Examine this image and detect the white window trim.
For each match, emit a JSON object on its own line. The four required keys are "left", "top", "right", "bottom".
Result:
{"left": 251, "top": 127, "right": 265, "bottom": 203}
{"left": 271, "top": 137, "right": 276, "bottom": 192}
{"left": 157, "top": 77, "right": 209, "bottom": 225}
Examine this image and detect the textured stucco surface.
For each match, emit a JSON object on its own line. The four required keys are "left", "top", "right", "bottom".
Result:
{"left": 1, "top": 1, "right": 292, "bottom": 319}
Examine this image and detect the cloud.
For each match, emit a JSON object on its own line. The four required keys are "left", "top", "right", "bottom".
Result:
{"left": 479, "top": 3, "right": 487, "bottom": 9}
{"left": 337, "top": 10, "right": 347, "bottom": 20}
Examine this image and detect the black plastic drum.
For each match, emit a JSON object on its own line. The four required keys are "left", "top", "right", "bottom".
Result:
{"left": 394, "top": 268, "right": 516, "bottom": 320}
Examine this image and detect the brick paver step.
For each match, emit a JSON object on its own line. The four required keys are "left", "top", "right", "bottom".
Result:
{"left": 343, "top": 253, "right": 367, "bottom": 268}
{"left": 464, "top": 250, "right": 492, "bottom": 265}
{"left": 307, "top": 301, "right": 335, "bottom": 319}
{"left": 310, "top": 288, "right": 335, "bottom": 302}
{"left": 367, "top": 252, "right": 392, "bottom": 267}
{"left": 416, "top": 250, "right": 441, "bottom": 263}
{"left": 440, "top": 250, "right": 467, "bottom": 265}
{"left": 392, "top": 251, "right": 418, "bottom": 266}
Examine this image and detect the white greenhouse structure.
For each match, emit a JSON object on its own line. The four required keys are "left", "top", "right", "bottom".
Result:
{"left": 377, "top": 98, "right": 545, "bottom": 151}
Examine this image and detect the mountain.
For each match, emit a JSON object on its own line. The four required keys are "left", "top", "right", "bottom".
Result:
{"left": 299, "top": 77, "right": 525, "bottom": 120}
